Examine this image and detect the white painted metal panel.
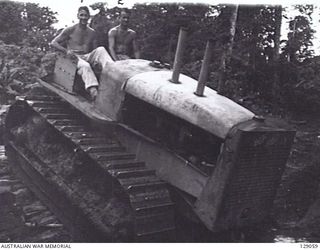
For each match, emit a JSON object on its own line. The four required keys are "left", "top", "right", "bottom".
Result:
{"left": 125, "top": 71, "right": 254, "bottom": 139}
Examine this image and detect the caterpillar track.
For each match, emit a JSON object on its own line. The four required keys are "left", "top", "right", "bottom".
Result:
{"left": 5, "top": 93, "right": 176, "bottom": 242}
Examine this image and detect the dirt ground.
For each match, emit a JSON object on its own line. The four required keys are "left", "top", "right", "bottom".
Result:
{"left": 264, "top": 114, "right": 320, "bottom": 242}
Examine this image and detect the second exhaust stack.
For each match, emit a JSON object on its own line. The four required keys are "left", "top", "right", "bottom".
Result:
{"left": 195, "top": 40, "right": 213, "bottom": 97}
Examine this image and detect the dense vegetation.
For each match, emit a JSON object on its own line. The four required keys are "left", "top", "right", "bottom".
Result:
{"left": 1, "top": 1, "right": 320, "bottom": 116}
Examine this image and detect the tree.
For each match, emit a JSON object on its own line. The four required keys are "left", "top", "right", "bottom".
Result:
{"left": 22, "top": 3, "right": 57, "bottom": 32}
{"left": 216, "top": 5, "right": 288, "bottom": 100}
{"left": 273, "top": 6, "right": 282, "bottom": 63}
{"left": 0, "top": 1, "right": 25, "bottom": 44}
{"left": 217, "top": 5, "right": 239, "bottom": 94}
{"left": 272, "top": 5, "right": 282, "bottom": 109}
{"left": 22, "top": 3, "right": 58, "bottom": 51}
{"left": 89, "top": 2, "right": 115, "bottom": 48}
{"left": 0, "top": 1, "right": 57, "bottom": 51}
{"left": 282, "top": 5, "right": 315, "bottom": 63}
{"left": 127, "top": 3, "right": 218, "bottom": 62}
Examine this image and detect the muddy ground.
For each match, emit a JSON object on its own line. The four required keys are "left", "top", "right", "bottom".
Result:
{"left": 270, "top": 115, "right": 320, "bottom": 242}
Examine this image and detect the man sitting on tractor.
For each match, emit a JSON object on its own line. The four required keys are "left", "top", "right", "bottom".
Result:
{"left": 51, "top": 6, "right": 113, "bottom": 100}
{"left": 108, "top": 9, "right": 140, "bottom": 61}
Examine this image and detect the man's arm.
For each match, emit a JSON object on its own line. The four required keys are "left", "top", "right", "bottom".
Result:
{"left": 131, "top": 31, "right": 140, "bottom": 59}
{"left": 108, "top": 29, "right": 118, "bottom": 61}
{"left": 50, "top": 28, "right": 72, "bottom": 54}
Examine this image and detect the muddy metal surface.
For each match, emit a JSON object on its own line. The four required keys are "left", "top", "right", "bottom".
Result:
{"left": 0, "top": 145, "right": 71, "bottom": 242}
{"left": 1, "top": 117, "right": 320, "bottom": 243}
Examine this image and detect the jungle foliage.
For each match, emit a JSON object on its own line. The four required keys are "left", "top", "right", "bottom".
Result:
{"left": 0, "top": 1, "right": 320, "bottom": 115}
{"left": 0, "top": 1, "right": 57, "bottom": 51}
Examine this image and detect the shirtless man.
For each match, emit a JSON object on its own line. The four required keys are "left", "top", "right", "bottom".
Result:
{"left": 51, "top": 6, "right": 113, "bottom": 100}
{"left": 108, "top": 10, "right": 140, "bottom": 61}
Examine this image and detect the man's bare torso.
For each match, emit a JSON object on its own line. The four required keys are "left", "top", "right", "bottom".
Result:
{"left": 109, "top": 25, "right": 136, "bottom": 55}
{"left": 65, "top": 24, "right": 96, "bottom": 54}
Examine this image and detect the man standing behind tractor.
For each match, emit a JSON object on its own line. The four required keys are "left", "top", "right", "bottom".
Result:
{"left": 108, "top": 9, "right": 140, "bottom": 60}
{"left": 51, "top": 6, "right": 113, "bottom": 100}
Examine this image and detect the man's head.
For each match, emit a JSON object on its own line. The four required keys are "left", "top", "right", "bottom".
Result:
{"left": 77, "top": 6, "right": 90, "bottom": 26}
{"left": 119, "top": 9, "right": 130, "bottom": 28}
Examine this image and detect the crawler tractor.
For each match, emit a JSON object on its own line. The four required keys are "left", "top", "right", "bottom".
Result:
{"left": 4, "top": 29, "right": 295, "bottom": 242}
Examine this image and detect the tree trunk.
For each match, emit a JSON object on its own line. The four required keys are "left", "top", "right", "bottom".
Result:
{"left": 272, "top": 5, "right": 282, "bottom": 111}
{"left": 273, "top": 6, "right": 282, "bottom": 63}
{"left": 217, "top": 5, "right": 239, "bottom": 95}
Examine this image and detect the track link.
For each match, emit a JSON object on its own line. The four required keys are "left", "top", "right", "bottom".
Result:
{"left": 8, "top": 94, "right": 176, "bottom": 242}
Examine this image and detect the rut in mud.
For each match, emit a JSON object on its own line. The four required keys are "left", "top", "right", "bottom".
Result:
{"left": 271, "top": 116, "right": 320, "bottom": 242}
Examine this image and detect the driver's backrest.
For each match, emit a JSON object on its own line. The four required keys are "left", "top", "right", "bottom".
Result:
{"left": 53, "top": 56, "right": 77, "bottom": 92}
{"left": 53, "top": 55, "right": 89, "bottom": 97}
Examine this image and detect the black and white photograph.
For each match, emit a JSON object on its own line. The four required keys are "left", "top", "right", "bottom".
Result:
{"left": 0, "top": 0, "right": 320, "bottom": 245}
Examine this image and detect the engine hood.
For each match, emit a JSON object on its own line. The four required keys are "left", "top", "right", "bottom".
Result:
{"left": 124, "top": 70, "right": 254, "bottom": 139}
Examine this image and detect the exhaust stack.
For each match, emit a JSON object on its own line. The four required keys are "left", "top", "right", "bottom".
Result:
{"left": 195, "top": 40, "right": 213, "bottom": 97}
{"left": 170, "top": 27, "right": 188, "bottom": 83}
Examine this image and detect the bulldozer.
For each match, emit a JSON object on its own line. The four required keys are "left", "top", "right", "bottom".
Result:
{"left": 4, "top": 28, "right": 295, "bottom": 242}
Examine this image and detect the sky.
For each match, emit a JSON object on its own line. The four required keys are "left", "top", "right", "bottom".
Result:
{"left": 13, "top": 0, "right": 320, "bottom": 54}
